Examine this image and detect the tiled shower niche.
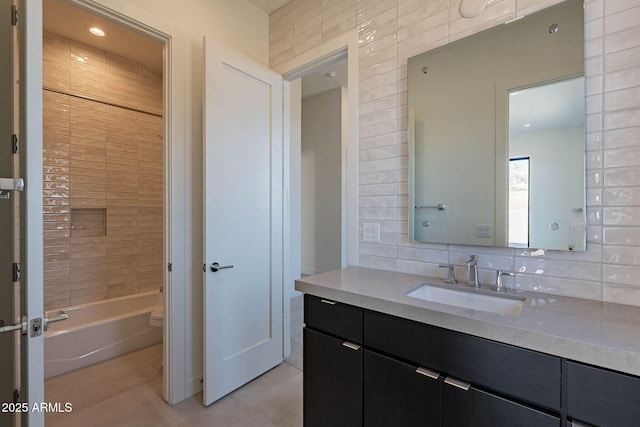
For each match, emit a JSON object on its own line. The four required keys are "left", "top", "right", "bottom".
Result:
{"left": 70, "top": 208, "right": 106, "bottom": 237}
{"left": 43, "top": 32, "right": 163, "bottom": 311}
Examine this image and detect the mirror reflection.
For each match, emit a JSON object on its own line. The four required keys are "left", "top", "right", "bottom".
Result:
{"left": 507, "top": 77, "right": 585, "bottom": 250}
{"left": 408, "top": 0, "right": 585, "bottom": 250}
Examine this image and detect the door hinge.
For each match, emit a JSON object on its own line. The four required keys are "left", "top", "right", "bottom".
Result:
{"left": 13, "top": 389, "right": 19, "bottom": 403}
{"left": 167, "top": 262, "right": 172, "bottom": 272}
{"left": 12, "top": 263, "right": 20, "bottom": 282}
{"left": 12, "top": 134, "right": 18, "bottom": 154}
{"left": 11, "top": 5, "right": 17, "bottom": 26}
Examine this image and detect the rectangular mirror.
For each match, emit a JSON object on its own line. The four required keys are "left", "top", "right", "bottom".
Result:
{"left": 408, "top": 0, "right": 585, "bottom": 251}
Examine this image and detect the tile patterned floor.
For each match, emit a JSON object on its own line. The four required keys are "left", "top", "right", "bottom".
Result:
{"left": 45, "top": 297, "right": 304, "bottom": 427}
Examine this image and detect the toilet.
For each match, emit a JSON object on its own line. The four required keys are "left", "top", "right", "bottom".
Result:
{"left": 149, "top": 304, "right": 164, "bottom": 328}
{"left": 150, "top": 302, "right": 164, "bottom": 370}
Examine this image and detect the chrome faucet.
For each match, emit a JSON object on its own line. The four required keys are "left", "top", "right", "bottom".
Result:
{"left": 495, "top": 270, "right": 515, "bottom": 292}
{"left": 466, "top": 255, "right": 479, "bottom": 287}
{"left": 438, "top": 264, "right": 457, "bottom": 285}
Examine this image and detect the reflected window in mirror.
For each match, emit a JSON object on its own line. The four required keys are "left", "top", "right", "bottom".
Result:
{"left": 508, "top": 157, "right": 530, "bottom": 248}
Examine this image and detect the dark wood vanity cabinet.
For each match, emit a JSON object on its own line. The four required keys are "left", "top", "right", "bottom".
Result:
{"left": 566, "top": 361, "right": 640, "bottom": 426}
{"left": 303, "top": 294, "right": 639, "bottom": 426}
{"left": 364, "top": 310, "right": 562, "bottom": 413}
{"left": 303, "top": 295, "right": 363, "bottom": 427}
{"left": 303, "top": 328, "right": 362, "bottom": 426}
{"left": 442, "top": 382, "right": 560, "bottom": 426}
{"left": 365, "top": 309, "right": 561, "bottom": 427}
{"left": 363, "top": 349, "right": 442, "bottom": 426}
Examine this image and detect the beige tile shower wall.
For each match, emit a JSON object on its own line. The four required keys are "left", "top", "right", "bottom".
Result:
{"left": 42, "top": 33, "right": 163, "bottom": 310}
{"left": 270, "top": 0, "right": 640, "bottom": 306}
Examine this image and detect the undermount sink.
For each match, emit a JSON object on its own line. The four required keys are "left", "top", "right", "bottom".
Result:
{"left": 406, "top": 283, "right": 525, "bottom": 316}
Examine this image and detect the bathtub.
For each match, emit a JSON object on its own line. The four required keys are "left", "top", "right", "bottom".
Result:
{"left": 44, "top": 290, "right": 163, "bottom": 379}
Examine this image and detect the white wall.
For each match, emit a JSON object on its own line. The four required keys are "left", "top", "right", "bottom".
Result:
{"left": 269, "top": 0, "right": 640, "bottom": 306}
{"left": 301, "top": 88, "right": 343, "bottom": 275}
{"left": 88, "top": 0, "right": 269, "bottom": 402}
{"left": 95, "top": 0, "right": 268, "bottom": 65}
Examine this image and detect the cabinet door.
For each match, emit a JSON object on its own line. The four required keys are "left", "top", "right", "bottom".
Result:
{"left": 364, "top": 350, "right": 442, "bottom": 426}
{"left": 567, "top": 361, "right": 640, "bottom": 427}
{"left": 303, "top": 328, "right": 362, "bottom": 427}
{"left": 443, "top": 379, "right": 560, "bottom": 427}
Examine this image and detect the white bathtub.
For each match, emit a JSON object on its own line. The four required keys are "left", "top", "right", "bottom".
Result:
{"left": 44, "top": 290, "right": 163, "bottom": 379}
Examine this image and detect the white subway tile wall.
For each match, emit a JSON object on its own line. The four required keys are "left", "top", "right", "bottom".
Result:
{"left": 270, "top": 0, "right": 640, "bottom": 305}
{"left": 43, "top": 33, "right": 163, "bottom": 311}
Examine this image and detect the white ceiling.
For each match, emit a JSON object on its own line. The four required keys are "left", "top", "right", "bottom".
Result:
{"left": 43, "top": 0, "right": 164, "bottom": 71}
{"left": 43, "top": 0, "right": 334, "bottom": 87}
{"left": 509, "top": 77, "right": 585, "bottom": 134}
{"left": 248, "top": 0, "right": 290, "bottom": 14}
{"left": 302, "top": 57, "right": 348, "bottom": 99}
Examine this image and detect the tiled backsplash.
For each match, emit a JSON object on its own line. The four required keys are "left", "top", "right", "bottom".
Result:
{"left": 270, "top": 0, "right": 640, "bottom": 306}
{"left": 43, "top": 33, "right": 163, "bottom": 310}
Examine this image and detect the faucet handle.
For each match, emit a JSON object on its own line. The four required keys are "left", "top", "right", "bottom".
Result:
{"left": 495, "top": 270, "right": 515, "bottom": 292}
{"left": 438, "top": 264, "right": 457, "bottom": 285}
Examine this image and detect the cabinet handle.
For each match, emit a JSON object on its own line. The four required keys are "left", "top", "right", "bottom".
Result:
{"left": 416, "top": 366, "right": 440, "bottom": 380}
{"left": 342, "top": 341, "right": 361, "bottom": 351}
{"left": 571, "top": 421, "right": 595, "bottom": 427}
{"left": 444, "top": 377, "right": 471, "bottom": 391}
{"left": 320, "top": 299, "right": 336, "bottom": 305}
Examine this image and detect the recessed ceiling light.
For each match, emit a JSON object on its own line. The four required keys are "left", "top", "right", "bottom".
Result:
{"left": 524, "top": 123, "right": 532, "bottom": 128}
{"left": 325, "top": 71, "right": 336, "bottom": 78}
{"left": 88, "top": 26, "right": 106, "bottom": 37}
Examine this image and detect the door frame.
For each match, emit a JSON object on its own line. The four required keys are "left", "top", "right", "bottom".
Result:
{"left": 273, "top": 31, "right": 358, "bottom": 358}
{"left": 52, "top": 0, "right": 188, "bottom": 404}
{"left": 20, "top": 1, "right": 44, "bottom": 425}
{"left": 276, "top": 36, "right": 358, "bottom": 265}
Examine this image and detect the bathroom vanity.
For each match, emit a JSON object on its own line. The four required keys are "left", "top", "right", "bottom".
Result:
{"left": 297, "top": 267, "right": 640, "bottom": 427}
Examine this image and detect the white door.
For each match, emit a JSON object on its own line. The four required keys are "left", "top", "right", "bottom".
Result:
{"left": 202, "top": 38, "right": 284, "bottom": 405}
{"left": 0, "top": 1, "right": 46, "bottom": 426}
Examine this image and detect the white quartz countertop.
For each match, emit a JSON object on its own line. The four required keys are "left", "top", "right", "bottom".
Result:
{"left": 295, "top": 266, "right": 640, "bottom": 377}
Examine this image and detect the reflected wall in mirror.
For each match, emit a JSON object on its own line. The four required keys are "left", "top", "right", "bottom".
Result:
{"left": 507, "top": 77, "right": 585, "bottom": 250}
{"left": 408, "top": 0, "right": 585, "bottom": 250}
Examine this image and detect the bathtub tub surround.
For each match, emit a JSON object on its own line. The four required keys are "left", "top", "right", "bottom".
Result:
{"left": 149, "top": 302, "right": 164, "bottom": 328}
{"left": 297, "top": 267, "right": 640, "bottom": 425}
{"left": 44, "top": 290, "right": 162, "bottom": 378}
{"left": 42, "top": 32, "right": 164, "bottom": 311}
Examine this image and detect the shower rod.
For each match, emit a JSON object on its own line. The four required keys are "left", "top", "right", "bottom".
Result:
{"left": 43, "top": 86, "right": 163, "bottom": 118}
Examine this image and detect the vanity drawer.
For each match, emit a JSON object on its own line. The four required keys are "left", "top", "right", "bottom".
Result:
{"left": 566, "top": 361, "right": 640, "bottom": 427}
{"left": 304, "top": 294, "right": 363, "bottom": 343}
{"left": 364, "top": 310, "right": 561, "bottom": 411}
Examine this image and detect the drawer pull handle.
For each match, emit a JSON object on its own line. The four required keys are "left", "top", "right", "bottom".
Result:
{"left": 342, "top": 341, "right": 361, "bottom": 351}
{"left": 444, "top": 377, "right": 471, "bottom": 391}
{"left": 571, "top": 422, "right": 594, "bottom": 427}
{"left": 320, "top": 299, "right": 336, "bottom": 305}
{"left": 416, "top": 367, "right": 440, "bottom": 380}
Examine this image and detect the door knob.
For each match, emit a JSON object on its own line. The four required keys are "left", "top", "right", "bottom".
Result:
{"left": 210, "top": 262, "right": 234, "bottom": 272}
